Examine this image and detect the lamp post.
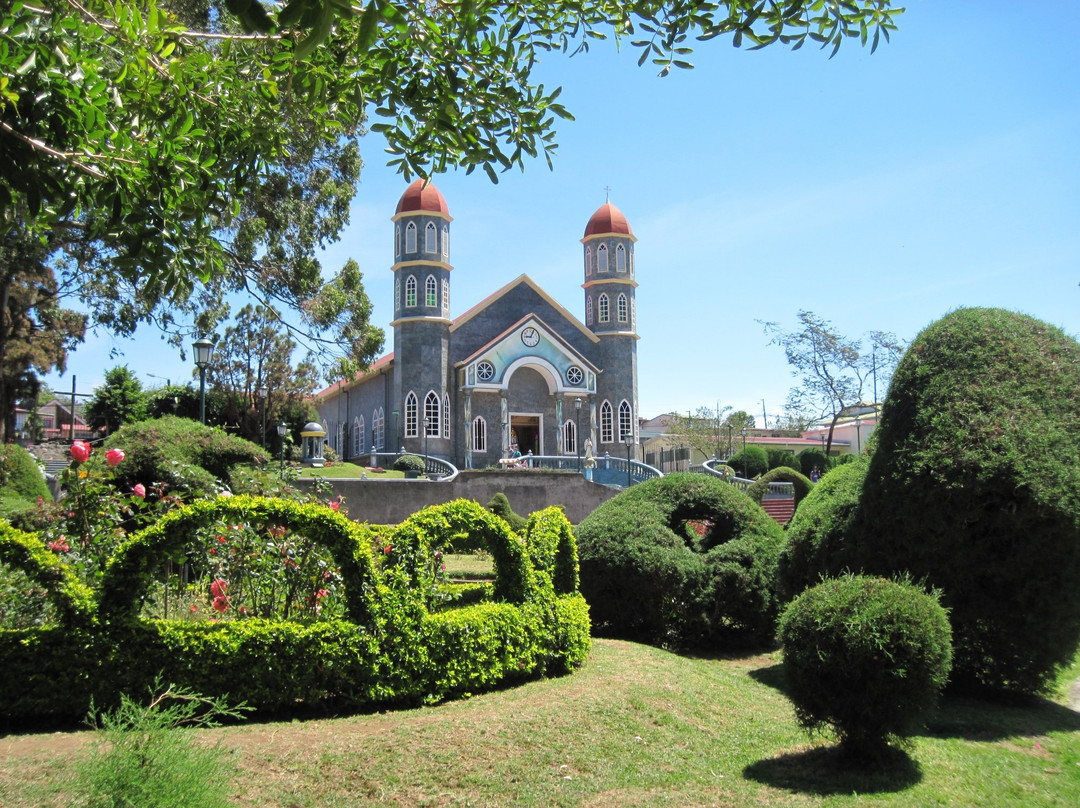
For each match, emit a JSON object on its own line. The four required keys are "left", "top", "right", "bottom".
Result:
{"left": 575, "top": 397, "right": 582, "bottom": 473}
{"left": 726, "top": 423, "right": 733, "bottom": 461}
{"left": 742, "top": 428, "right": 748, "bottom": 478}
{"left": 276, "top": 421, "right": 287, "bottom": 479}
{"left": 192, "top": 337, "right": 215, "bottom": 425}
{"left": 257, "top": 385, "right": 268, "bottom": 448}
{"left": 855, "top": 415, "right": 862, "bottom": 455}
{"left": 623, "top": 431, "right": 634, "bottom": 488}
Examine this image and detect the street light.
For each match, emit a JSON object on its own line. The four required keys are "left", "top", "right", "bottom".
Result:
{"left": 726, "top": 423, "right": 733, "bottom": 460}
{"left": 276, "top": 421, "right": 287, "bottom": 479}
{"left": 575, "top": 398, "right": 582, "bottom": 473}
{"left": 623, "top": 431, "right": 634, "bottom": 488}
{"left": 257, "top": 385, "right": 268, "bottom": 448}
{"left": 855, "top": 415, "right": 862, "bottom": 455}
{"left": 192, "top": 337, "right": 215, "bottom": 425}
{"left": 742, "top": 428, "right": 748, "bottom": 478}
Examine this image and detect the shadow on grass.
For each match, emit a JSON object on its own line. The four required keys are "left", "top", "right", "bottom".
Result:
{"left": 744, "top": 744, "right": 922, "bottom": 795}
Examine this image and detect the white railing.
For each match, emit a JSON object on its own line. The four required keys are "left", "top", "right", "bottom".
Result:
{"left": 369, "top": 451, "right": 460, "bottom": 482}
{"left": 509, "top": 453, "right": 663, "bottom": 487}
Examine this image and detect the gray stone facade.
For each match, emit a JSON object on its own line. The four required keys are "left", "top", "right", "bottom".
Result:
{"left": 315, "top": 183, "right": 640, "bottom": 470}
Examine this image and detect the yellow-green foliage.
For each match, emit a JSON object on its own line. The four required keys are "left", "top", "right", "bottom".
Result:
{"left": 1, "top": 497, "right": 590, "bottom": 723}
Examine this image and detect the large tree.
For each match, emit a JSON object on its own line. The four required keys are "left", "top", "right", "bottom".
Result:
{"left": 761, "top": 311, "right": 903, "bottom": 453}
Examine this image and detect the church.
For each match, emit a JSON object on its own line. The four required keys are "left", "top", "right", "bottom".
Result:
{"left": 313, "top": 180, "right": 640, "bottom": 469}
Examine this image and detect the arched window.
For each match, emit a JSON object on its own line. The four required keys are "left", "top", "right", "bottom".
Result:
{"left": 404, "top": 393, "right": 418, "bottom": 437}
{"left": 472, "top": 417, "right": 487, "bottom": 453}
{"left": 374, "top": 407, "right": 385, "bottom": 450}
{"left": 405, "top": 275, "right": 417, "bottom": 307}
{"left": 617, "top": 293, "right": 628, "bottom": 323}
{"left": 616, "top": 244, "right": 626, "bottom": 272}
{"left": 597, "top": 244, "right": 609, "bottom": 272}
{"left": 395, "top": 277, "right": 400, "bottom": 308}
{"left": 405, "top": 221, "right": 417, "bottom": 253}
{"left": 619, "top": 400, "right": 633, "bottom": 441}
{"left": 395, "top": 224, "right": 401, "bottom": 258}
{"left": 355, "top": 415, "right": 365, "bottom": 455}
{"left": 586, "top": 296, "right": 594, "bottom": 325}
{"left": 338, "top": 423, "right": 347, "bottom": 457}
{"left": 442, "top": 280, "right": 449, "bottom": 314}
{"left": 598, "top": 293, "right": 610, "bottom": 323}
{"left": 584, "top": 246, "right": 592, "bottom": 276}
{"left": 632, "top": 299, "right": 637, "bottom": 329}
{"left": 442, "top": 393, "right": 451, "bottom": 438}
{"left": 424, "top": 391, "right": 440, "bottom": 437}
{"left": 563, "top": 419, "right": 577, "bottom": 455}
{"left": 442, "top": 225, "right": 449, "bottom": 259}
{"left": 600, "top": 400, "right": 614, "bottom": 443}
{"left": 425, "top": 275, "right": 437, "bottom": 307}
{"left": 425, "top": 222, "right": 437, "bottom": 253}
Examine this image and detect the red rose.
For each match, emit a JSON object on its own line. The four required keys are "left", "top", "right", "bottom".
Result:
{"left": 70, "top": 441, "right": 91, "bottom": 463}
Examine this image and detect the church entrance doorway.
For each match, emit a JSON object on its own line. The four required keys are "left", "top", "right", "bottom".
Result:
{"left": 510, "top": 414, "right": 541, "bottom": 457}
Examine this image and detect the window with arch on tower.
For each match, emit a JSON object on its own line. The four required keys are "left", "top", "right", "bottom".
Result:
{"left": 355, "top": 415, "right": 365, "bottom": 455}
{"left": 404, "top": 393, "right": 418, "bottom": 437}
{"left": 619, "top": 400, "right": 633, "bottom": 441}
{"left": 425, "top": 275, "right": 437, "bottom": 307}
{"left": 405, "top": 275, "right": 417, "bottom": 307}
{"left": 586, "top": 296, "right": 594, "bottom": 325}
{"left": 472, "top": 417, "right": 486, "bottom": 453}
{"left": 395, "top": 277, "right": 400, "bottom": 308}
{"left": 597, "top": 243, "right": 608, "bottom": 272}
{"left": 442, "top": 393, "right": 451, "bottom": 438}
{"left": 425, "top": 392, "right": 440, "bottom": 437}
{"left": 617, "top": 294, "right": 628, "bottom": 323}
{"left": 395, "top": 224, "right": 401, "bottom": 258}
{"left": 442, "top": 225, "right": 449, "bottom": 258}
{"left": 600, "top": 401, "right": 614, "bottom": 443}
{"left": 425, "top": 222, "right": 437, "bottom": 253}
{"left": 584, "top": 246, "right": 592, "bottom": 276}
{"left": 616, "top": 244, "right": 626, "bottom": 272}
{"left": 405, "top": 221, "right": 417, "bottom": 253}
{"left": 442, "top": 279, "right": 449, "bottom": 314}
{"left": 563, "top": 419, "right": 577, "bottom": 455}
{"left": 598, "top": 293, "right": 610, "bottom": 323}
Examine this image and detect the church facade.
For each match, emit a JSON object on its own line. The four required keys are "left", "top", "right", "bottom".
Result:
{"left": 313, "top": 180, "right": 640, "bottom": 469}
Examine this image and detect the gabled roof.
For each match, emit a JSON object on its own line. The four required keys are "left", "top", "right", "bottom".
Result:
{"left": 312, "top": 352, "right": 395, "bottom": 399}
{"left": 451, "top": 274, "right": 598, "bottom": 344}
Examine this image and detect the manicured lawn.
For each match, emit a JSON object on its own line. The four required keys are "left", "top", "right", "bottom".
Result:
{"left": 3, "top": 640, "right": 1078, "bottom": 807}
{"left": 296, "top": 462, "right": 406, "bottom": 479}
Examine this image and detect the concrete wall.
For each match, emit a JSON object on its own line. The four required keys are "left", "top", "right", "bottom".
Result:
{"left": 295, "top": 470, "right": 618, "bottom": 525}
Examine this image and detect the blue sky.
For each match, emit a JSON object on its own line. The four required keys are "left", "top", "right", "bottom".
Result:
{"left": 46, "top": 2, "right": 1080, "bottom": 424}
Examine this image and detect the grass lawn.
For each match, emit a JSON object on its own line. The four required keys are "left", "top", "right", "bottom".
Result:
{"left": 2, "top": 640, "right": 1078, "bottom": 807}
{"left": 296, "top": 462, "right": 407, "bottom": 479}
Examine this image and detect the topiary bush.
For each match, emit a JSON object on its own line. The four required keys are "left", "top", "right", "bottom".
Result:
{"left": 797, "top": 447, "right": 830, "bottom": 478}
{"left": 576, "top": 473, "right": 785, "bottom": 649}
{"left": 745, "top": 467, "right": 814, "bottom": 510}
{"left": 486, "top": 492, "right": 528, "bottom": 534}
{"left": 778, "top": 574, "right": 952, "bottom": 758}
{"left": 0, "top": 444, "right": 50, "bottom": 517}
{"left": 777, "top": 458, "right": 868, "bottom": 603}
{"left": 392, "top": 453, "right": 426, "bottom": 474}
{"left": 766, "top": 449, "right": 799, "bottom": 472}
{"left": 729, "top": 444, "right": 768, "bottom": 478}
{"left": 852, "top": 308, "right": 1080, "bottom": 695}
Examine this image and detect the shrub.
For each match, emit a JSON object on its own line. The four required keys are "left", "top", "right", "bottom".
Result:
{"left": 853, "top": 308, "right": 1080, "bottom": 695}
{"left": 796, "top": 447, "right": 830, "bottom": 478}
{"left": 728, "top": 445, "right": 768, "bottom": 478}
{"left": 777, "top": 459, "right": 868, "bottom": 603}
{"left": 745, "top": 467, "right": 814, "bottom": 510}
{"left": 766, "top": 449, "right": 798, "bottom": 472}
{"left": 576, "top": 473, "right": 785, "bottom": 649}
{"left": 486, "top": 492, "right": 528, "bottom": 534}
{"left": 102, "top": 416, "right": 270, "bottom": 498}
{"left": 778, "top": 574, "right": 952, "bottom": 758}
{"left": 0, "top": 444, "right": 50, "bottom": 517}
{"left": 393, "top": 453, "right": 426, "bottom": 473}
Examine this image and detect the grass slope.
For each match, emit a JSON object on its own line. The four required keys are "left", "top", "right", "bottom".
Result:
{"left": 2, "top": 640, "right": 1078, "bottom": 807}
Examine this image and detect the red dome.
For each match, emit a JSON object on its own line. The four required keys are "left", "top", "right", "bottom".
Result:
{"left": 583, "top": 201, "right": 633, "bottom": 238}
{"left": 395, "top": 179, "right": 450, "bottom": 215}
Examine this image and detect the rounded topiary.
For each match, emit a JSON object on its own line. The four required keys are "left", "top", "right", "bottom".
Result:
{"left": 393, "top": 454, "right": 426, "bottom": 474}
{"left": 778, "top": 574, "right": 952, "bottom": 757}
{"left": 797, "top": 447, "right": 830, "bottom": 478}
{"left": 766, "top": 449, "right": 799, "bottom": 472}
{"left": 729, "top": 444, "right": 768, "bottom": 478}
{"left": 777, "top": 458, "right": 868, "bottom": 603}
{"left": 576, "top": 473, "right": 785, "bottom": 649}
{"left": 0, "top": 444, "right": 50, "bottom": 515}
{"left": 853, "top": 308, "right": 1080, "bottom": 695}
{"left": 745, "top": 467, "right": 814, "bottom": 510}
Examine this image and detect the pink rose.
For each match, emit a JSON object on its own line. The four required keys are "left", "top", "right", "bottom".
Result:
{"left": 70, "top": 441, "right": 91, "bottom": 463}
{"left": 105, "top": 448, "right": 125, "bottom": 467}
{"left": 210, "top": 579, "right": 228, "bottom": 598}
{"left": 329, "top": 500, "right": 340, "bottom": 511}
{"left": 133, "top": 484, "right": 146, "bottom": 499}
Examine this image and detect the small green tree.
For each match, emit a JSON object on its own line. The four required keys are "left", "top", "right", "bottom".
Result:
{"left": 86, "top": 367, "right": 148, "bottom": 435}
{"left": 729, "top": 444, "right": 768, "bottom": 478}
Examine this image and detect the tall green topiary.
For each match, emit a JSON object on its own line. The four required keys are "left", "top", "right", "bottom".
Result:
{"left": 729, "top": 444, "right": 768, "bottom": 478}
{"left": 576, "top": 473, "right": 785, "bottom": 649}
{"left": 854, "top": 308, "right": 1080, "bottom": 695}
{"left": 778, "top": 574, "right": 952, "bottom": 758}
{"left": 486, "top": 492, "right": 528, "bottom": 534}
